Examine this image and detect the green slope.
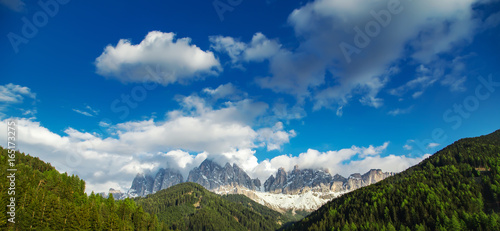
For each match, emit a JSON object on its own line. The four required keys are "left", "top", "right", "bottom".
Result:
{"left": 286, "top": 129, "right": 500, "bottom": 231}
{"left": 134, "top": 182, "right": 287, "bottom": 230}
{"left": 0, "top": 147, "right": 161, "bottom": 230}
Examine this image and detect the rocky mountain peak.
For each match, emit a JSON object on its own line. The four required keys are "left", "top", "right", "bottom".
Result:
{"left": 199, "top": 158, "right": 220, "bottom": 171}
{"left": 152, "top": 168, "right": 183, "bottom": 194}
{"left": 128, "top": 173, "right": 154, "bottom": 197}
{"left": 264, "top": 167, "right": 393, "bottom": 195}
{"left": 187, "top": 159, "right": 261, "bottom": 191}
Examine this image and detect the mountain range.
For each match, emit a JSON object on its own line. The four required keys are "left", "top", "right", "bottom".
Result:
{"left": 122, "top": 158, "right": 393, "bottom": 212}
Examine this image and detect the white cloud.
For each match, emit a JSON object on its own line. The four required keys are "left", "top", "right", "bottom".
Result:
{"left": 242, "top": 33, "right": 281, "bottom": 62}
{"left": 86, "top": 105, "right": 99, "bottom": 115}
{"left": 412, "top": 91, "right": 423, "bottom": 99}
{"left": 99, "top": 121, "right": 111, "bottom": 127}
{"left": 95, "top": 31, "right": 221, "bottom": 85}
{"left": 0, "top": 83, "right": 37, "bottom": 119}
{"left": 342, "top": 154, "right": 431, "bottom": 177}
{"left": 210, "top": 32, "right": 281, "bottom": 64}
{"left": 257, "top": 122, "right": 296, "bottom": 151}
{"left": 427, "top": 142, "right": 440, "bottom": 149}
{"left": 251, "top": 0, "right": 493, "bottom": 112}
{"left": 403, "top": 144, "right": 413, "bottom": 150}
{"left": 0, "top": 83, "right": 36, "bottom": 103}
{"left": 388, "top": 106, "right": 414, "bottom": 116}
{"left": 72, "top": 105, "right": 99, "bottom": 117}
{"left": 249, "top": 142, "right": 429, "bottom": 181}
{"left": 0, "top": 116, "right": 429, "bottom": 193}
{"left": 389, "top": 65, "right": 439, "bottom": 97}
{"left": 209, "top": 36, "right": 246, "bottom": 66}
{"left": 202, "top": 83, "right": 245, "bottom": 101}
{"left": 0, "top": 94, "right": 297, "bottom": 193}
{"left": 360, "top": 142, "right": 389, "bottom": 157}
{"left": 113, "top": 96, "right": 273, "bottom": 155}
{"left": 73, "top": 109, "right": 93, "bottom": 117}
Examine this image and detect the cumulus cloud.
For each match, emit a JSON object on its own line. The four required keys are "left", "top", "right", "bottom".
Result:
{"left": 249, "top": 142, "right": 429, "bottom": 181}
{"left": 202, "top": 83, "right": 246, "bottom": 101}
{"left": 341, "top": 154, "right": 431, "bottom": 177}
{"left": 209, "top": 36, "right": 246, "bottom": 66}
{"left": 242, "top": 33, "right": 282, "bottom": 62}
{"left": 210, "top": 0, "right": 492, "bottom": 111}
{"left": 210, "top": 32, "right": 281, "bottom": 65}
{"left": 0, "top": 94, "right": 298, "bottom": 193}
{"left": 257, "top": 122, "right": 297, "bottom": 151}
{"left": 212, "top": 0, "right": 495, "bottom": 113}
{"left": 360, "top": 142, "right": 390, "bottom": 157}
{"left": 112, "top": 96, "right": 278, "bottom": 154}
{"left": 95, "top": 31, "right": 221, "bottom": 85}
{"left": 0, "top": 116, "right": 428, "bottom": 193}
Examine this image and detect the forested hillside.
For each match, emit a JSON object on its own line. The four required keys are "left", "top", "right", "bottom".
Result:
{"left": 134, "top": 182, "right": 289, "bottom": 230}
{"left": 286, "top": 130, "right": 500, "bottom": 231}
{"left": 0, "top": 146, "right": 161, "bottom": 230}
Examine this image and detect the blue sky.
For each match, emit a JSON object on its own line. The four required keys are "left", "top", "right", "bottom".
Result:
{"left": 1, "top": 0, "right": 500, "bottom": 193}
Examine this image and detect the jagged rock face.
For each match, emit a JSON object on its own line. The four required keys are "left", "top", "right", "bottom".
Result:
{"left": 333, "top": 174, "right": 347, "bottom": 182}
{"left": 264, "top": 166, "right": 334, "bottom": 194}
{"left": 128, "top": 173, "right": 154, "bottom": 197}
{"left": 128, "top": 159, "right": 261, "bottom": 198}
{"left": 128, "top": 168, "right": 183, "bottom": 197}
{"left": 187, "top": 159, "right": 261, "bottom": 191}
{"left": 152, "top": 168, "right": 183, "bottom": 193}
{"left": 263, "top": 175, "right": 275, "bottom": 192}
{"left": 362, "top": 169, "right": 391, "bottom": 184}
{"left": 264, "top": 166, "right": 393, "bottom": 194}
{"left": 344, "top": 169, "right": 394, "bottom": 191}
{"left": 264, "top": 167, "right": 287, "bottom": 193}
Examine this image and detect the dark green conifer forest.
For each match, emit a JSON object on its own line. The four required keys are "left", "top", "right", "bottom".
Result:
{"left": 286, "top": 129, "right": 500, "bottom": 231}
{"left": 0, "top": 146, "right": 160, "bottom": 230}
